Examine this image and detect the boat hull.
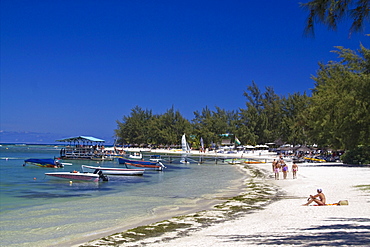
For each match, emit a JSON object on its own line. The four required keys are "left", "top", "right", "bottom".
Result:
{"left": 244, "top": 159, "right": 264, "bottom": 164}
{"left": 225, "top": 159, "right": 244, "bottom": 164}
{"left": 124, "top": 162, "right": 163, "bottom": 171}
{"left": 24, "top": 158, "right": 62, "bottom": 168}
{"left": 118, "top": 158, "right": 165, "bottom": 171}
{"left": 81, "top": 165, "right": 144, "bottom": 176}
{"left": 91, "top": 155, "right": 114, "bottom": 161}
{"left": 45, "top": 172, "right": 100, "bottom": 182}
{"left": 128, "top": 152, "right": 142, "bottom": 159}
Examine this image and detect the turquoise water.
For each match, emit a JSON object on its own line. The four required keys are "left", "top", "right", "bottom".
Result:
{"left": 0, "top": 145, "right": 245, "bottom": 246}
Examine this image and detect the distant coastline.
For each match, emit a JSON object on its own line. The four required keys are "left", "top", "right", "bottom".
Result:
{"left": 0, "top": 131, "right": 115, "bottom": 145}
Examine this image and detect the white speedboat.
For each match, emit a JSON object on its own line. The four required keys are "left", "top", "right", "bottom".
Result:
{"left": 81, "top": 165, "right": 144, "bottom": 176}
{"left": 45, "top": 170, "right": 108, "bottom": 182}
{"left": 128, "top": 152, "right": 143, "bottom": 159}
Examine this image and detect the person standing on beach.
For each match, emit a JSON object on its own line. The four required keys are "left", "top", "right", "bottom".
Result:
{"left": 292, "top": 163, "right": 298, "bottom": 179}
{"left": 272, "top": 159, "right": 276, "bottom": 175}
{"left": 303, "top": 189, "right": 326, "bottom": 206}
{"left": 282, "top": 163, "right": 288, "bottom": 179}
{"left": 273, "top": 160, "right": 281, "bottom": 180}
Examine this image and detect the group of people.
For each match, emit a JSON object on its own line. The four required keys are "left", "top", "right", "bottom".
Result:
{"left": 272, "top": 159, "right": 298, "bottom": 180}
{"left": 271, "top": 159, "right": 327, "bottom": 206}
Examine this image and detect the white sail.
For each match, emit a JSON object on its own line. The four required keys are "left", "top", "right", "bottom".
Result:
{"left": 181, "top": 134, "right": 190, "bottom": 153}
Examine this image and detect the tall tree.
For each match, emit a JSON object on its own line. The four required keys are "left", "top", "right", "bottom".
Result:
{"left": 239, "top": 82, "right": 283, "bottom": 145}
{"left": 301, "top": 0, "right": 370, "bottom": 36}
{"left": 152, "top": 106, "right": 192, "bottom": 145}
{"left": 192, "top": 106, "right": 238, "bottom": 147}
{"left": 280, "top": 92, "right": 311, "bottom": 145}
{"left": 115, "top": 106, "right": 153, "bottom": 144}
{"left": 239, "top": 82, "right": 263, "bottom": 145}
{"left": 308, "top": 45, "right": 370, "bottom": 149}
{"left": 192, "top": 106, "right": 214, "bottom": 147}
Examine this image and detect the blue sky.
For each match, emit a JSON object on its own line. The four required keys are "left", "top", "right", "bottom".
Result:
{"left": 1, "top": 0, "right": 368, "bottom": 143}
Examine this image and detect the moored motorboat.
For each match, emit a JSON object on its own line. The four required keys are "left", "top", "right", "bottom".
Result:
{"left": 81, "top": 165, "right": 144, "bottom": 176}
{"left": 128, "top": 152, "right": 142, "bottom": 159}
{"left": 123, "top": 162, "right": 164, "bottom": 171}
{"left": 149, "top": 154, "right": 162, "bottom": 162}
{"left": 180, "top": 159, "right": 190, "bottom": 164}
{"left": 45, "top": 170, "right": 108, "bottom": 182}
{"left": 225, "top": 158, "right": 244, "bottom": 164}
{"left": 244, "top": 159, "right": 265, "bottom": 164}
{"left": 303, "top": 156, "right": 326, "bottom": 162}
{"left": 118, "top": 158, "right": 165, "bottom": 171}
{"left": 91, "top": 155, "right": 114, "bottom": 161}
{"left": 24, "top": 158, "right": 71, "bottom": 168}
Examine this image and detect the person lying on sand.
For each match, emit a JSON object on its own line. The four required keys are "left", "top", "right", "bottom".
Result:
{"left": 302, "top": 189, "right": 326, "bottom": 206}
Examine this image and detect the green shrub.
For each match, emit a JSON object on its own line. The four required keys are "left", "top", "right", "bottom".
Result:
{"left": 341, "top": 146, "right": 370, "bottom": 165}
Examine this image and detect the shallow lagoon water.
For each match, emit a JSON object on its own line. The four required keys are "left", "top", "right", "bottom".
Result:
{"left": 0, "top": 145, "right": 244, "bottom": 246}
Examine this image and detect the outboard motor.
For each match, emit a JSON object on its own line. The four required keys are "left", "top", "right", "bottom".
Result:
{"left": 55, "top": 160, "right": 63, "bottom": 168}
{"left": 97, "top": 170, "right": 108, "bottom": 181}
{"left": 157, "top": 162, "right": 166, "bottom": 169}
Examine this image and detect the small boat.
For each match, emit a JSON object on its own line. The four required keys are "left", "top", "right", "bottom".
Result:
{"left": 23, "top": 158, "right": 71, "bottom": 168}
{"left": 180, "top": 158, "right": 190, "bottom": 164}
{"left": 124, "top": 162, "right": 164, "bottom": 171}
{"left": 181, "top": 134, "right": 191, "bottom": 153}
{"left": 118, "top": 158, "right": 165, "bottom": 171}
{"left": 244, "top": 159, "right": 264, "bottom": 164}
{"left": 225, "top": 158, "right": 244, "bottom": 164}
{"left": 45, "top": 170, "right": 108, "bottom": 182}
{"left": 149, "top": 155, "right": 162, "bottom": 162}
{"left": 303, "top": 157, "right": 326, "bottom": 162}
{"left": 91, "top": 155, "right": 114, "bottom": 161}
{"left": 128, "top": 152, "right": 142, "bottom": 159}
{"left": 81, "top": 165, "right": 144, "bottom": 176}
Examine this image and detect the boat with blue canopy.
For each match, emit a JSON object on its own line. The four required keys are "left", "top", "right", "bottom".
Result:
{"left": 23, "top": 158, "right": 70, "bottom": 168}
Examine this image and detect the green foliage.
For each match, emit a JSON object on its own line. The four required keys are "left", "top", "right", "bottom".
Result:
{"left": 115, "top": 45, "right": 369, "bottom": 154}
{"left": 115, "top": 106, "right": 153, "bottom": 144}
{"left": 239, "top": 82, "right": 309, "bottom": 145}
{"left": 115, "top": 106, "right": 192, "bottom": 146}
{"left": 341, "top": 145, "right": 370, "bottom": 164}
{"left": 280, "top": 92, "right": 311, "bottom": 145}
{"left": 301, "top": 0, "right": 370, "bottom": 36}
{"left": 307, "top": 45, "right": 370, "bottom": 149}
{"left": 152, "top": 106, "right": 192, "bottom": 145}
{"left": 192, "top": 106, "right": 238, "bottom": 147}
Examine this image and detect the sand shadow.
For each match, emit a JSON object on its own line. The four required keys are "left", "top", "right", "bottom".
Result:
{"left": 214, "top": 217, "right": 370, "bottom": 246}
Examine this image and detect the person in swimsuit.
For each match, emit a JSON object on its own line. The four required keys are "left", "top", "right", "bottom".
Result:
{"left": 292, "top": 162, "right": 298, "bottom": 179}
{"left": 273, "top": 160, "right": 280, "bottom": 180}
{"left": 302, "top": 189, "right": 326, "bottom": 206}
{"left": 282, "top": 163, "right": 288, "bottom": 179}
{"left": 272, "top": 159, "right": 277, "bottom": 180}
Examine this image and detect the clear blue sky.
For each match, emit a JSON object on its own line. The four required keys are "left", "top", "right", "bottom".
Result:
{"left": 1, "top": 0, "right": 368, "bottom": 143}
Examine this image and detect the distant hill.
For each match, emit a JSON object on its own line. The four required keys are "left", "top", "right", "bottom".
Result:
{"left": 0, "top": 131, "right": 114, "bottom": 145}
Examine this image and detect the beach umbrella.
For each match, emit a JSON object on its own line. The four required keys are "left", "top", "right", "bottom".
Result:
{"left": 297, "top": 146, "right": 311, "bottom": 152}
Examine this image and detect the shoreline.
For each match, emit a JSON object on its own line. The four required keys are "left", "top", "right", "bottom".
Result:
{"left": 76, "top": 161, "right": 370, "bottom": 247}
{"left": 75, "top": 162, "right": 282, "bottom": 247}
{"left": 65, "top": 165, "right": 249, "bottom": 247}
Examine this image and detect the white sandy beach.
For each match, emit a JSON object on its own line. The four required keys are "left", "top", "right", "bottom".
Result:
{"left": 79, "top": 153, "right": 370, "bottom": 247}
{"left": 142, "top": 163, "right": 370, "bottom": 247}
